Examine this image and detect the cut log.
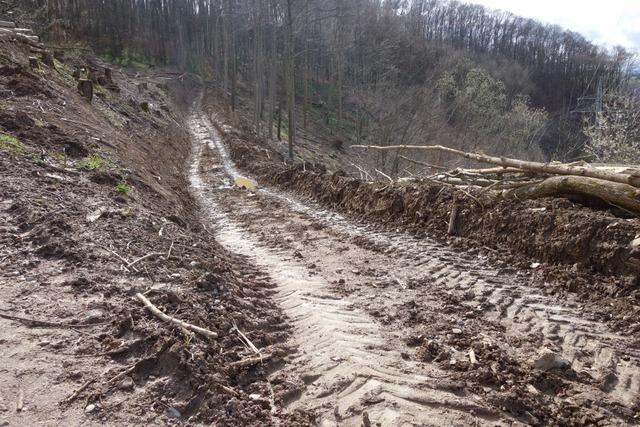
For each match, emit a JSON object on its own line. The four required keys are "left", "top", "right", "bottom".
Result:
{"left": 77, "top": 79, "right": 93, "bottom": 102}
{"left": 351, "top": 144, "right": 640, "bottom": 188}
{"left": 0, "top": 21, "right": 16, "bottom": 28}
{"left": 452, "top": 166, "right": 532, "bottom": 175}
{"left": 500, "top": 176, "right": 640, "bottom": 216}
{"left": 15, "top": 33, "right": 40, "bottom": 45}
{"left": 28, "top": 56, "right": 39, "bottom": 69}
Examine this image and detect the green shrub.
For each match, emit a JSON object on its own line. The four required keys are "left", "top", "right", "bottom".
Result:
{"left": 78, "top": 154, "right": 105, "bottom": 170}
{"left": 116, "top": 181, "right": 131, "bottom": 195}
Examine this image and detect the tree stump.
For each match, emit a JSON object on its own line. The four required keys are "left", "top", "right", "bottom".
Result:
{"left": 41, "top": 51, "right": 55, "bottom": 68}
{"left": 88, "top": 68, "right": 99, "bottom": 84}
{"left": 28, "top": 56, "right": 39, "bottom": 69}
{"left": 104, "top": 68, "right": 113, "bottom": 84}
{"left": 72, "top": 67, "right": 81, "bottom": 80}
{"left": 77, "top": 79, "right": 93, "bottom": 103}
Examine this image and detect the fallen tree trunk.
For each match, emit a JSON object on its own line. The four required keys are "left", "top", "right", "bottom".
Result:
{"left": 351, "top": 144, "right": 640, "bottom": 188}
{"left": 451, "top": 166, "right": 535, "bottom": 176}
{"left": 499, "top": 176, "right": 640, "bottom": 216}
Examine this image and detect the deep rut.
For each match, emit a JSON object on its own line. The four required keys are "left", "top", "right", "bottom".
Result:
{"left": 188, "top": 106, "right": 639, "bottom": 426}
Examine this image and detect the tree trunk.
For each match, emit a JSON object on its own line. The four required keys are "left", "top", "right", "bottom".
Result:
{"left": 285, "top": 0, "right": 296, "bottom": 161}
{"left": 267, "top": 1, "right": 277, "bottom": 140}
{"left": 500, "top": 176, "right": 640, "bottom": 216}
{"left": 351, "top": 144, "right": 640, "bottom": 188}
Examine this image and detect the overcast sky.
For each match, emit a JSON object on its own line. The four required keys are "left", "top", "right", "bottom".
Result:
{"left": 467, "top": 0, "right": 640, "bottom": 52}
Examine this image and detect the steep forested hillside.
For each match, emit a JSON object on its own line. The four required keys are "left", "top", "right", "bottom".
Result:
{"left": 17, "top": 0, "right": 634, "bottom": 165}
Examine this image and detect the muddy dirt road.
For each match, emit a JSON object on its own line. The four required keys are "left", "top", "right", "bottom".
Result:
{"left": 188, "top": 102, "right": 640, "bottom": 425}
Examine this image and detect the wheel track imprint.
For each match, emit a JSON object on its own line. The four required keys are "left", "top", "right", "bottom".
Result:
{"left": 188, "top": 105, "right": 639, "bottom": 426}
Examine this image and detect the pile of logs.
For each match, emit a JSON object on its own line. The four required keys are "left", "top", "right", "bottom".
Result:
{"left": 351, "top": 144, "right": 640, "bottom": 216}
{"left": 0, "top": 21, "right": 40, "bottom": 45}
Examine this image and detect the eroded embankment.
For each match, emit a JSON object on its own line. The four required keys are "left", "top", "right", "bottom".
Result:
{"left": 209, "top": 119, "right": 640, "bottom": 305}
{"left": 193, "top": 105, "right": 640, "bottom": 425}
{"left": 0, "top": 42, "right": 289, "bottom": 425}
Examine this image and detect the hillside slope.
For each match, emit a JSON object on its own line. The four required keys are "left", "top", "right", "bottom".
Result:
{"left": 0, "top": 30, "right": 296, "bottom": 426}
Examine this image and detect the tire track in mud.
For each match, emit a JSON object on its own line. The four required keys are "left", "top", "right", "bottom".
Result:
{"left": 188, "top": 106, "right": 639, "bottom": 425}
{"left": 189, "top": 111, "right": 508, "bottom": 426}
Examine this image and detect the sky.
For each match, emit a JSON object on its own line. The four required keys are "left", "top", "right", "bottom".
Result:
{"left": 467, "top": 0, "right": 640, "bottom": 53}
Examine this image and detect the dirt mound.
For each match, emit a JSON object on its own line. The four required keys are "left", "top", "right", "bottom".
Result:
{"left": 268, "top": 166, "right": 639, "bottom": 274}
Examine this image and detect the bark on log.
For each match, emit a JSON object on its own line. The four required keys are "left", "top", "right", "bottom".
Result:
{"left": 15, "top": 34, "right": 39, "bottom": 44}
{"left": 500, "top": 176, "right": 640, "bottom": 215}
{"left": 452, "top": 166, "right": 533, "bottom": 175}
{"left": 351, "top": 145, "right": 640, "bottom": 188}
{"left": 0, "top": 21, "right": 16, "bottom": 28}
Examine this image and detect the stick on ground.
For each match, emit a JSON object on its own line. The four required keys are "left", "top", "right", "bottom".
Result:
{"left": 135, "top": 293, "right": 218, "bottom": 339}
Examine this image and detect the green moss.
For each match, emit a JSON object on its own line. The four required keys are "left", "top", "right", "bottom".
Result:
{"left": 0, "top": 133, "right": 26, "bottom": 154}
{"left": 53, "top": 59, "right": 76, "bottom": 85}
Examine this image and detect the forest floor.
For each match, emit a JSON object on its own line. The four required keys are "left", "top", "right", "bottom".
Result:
{"left": 1, "top": 31, "right": 640, "bottom": 427}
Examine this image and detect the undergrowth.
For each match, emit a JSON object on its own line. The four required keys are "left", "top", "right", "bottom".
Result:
{"left": 0, "top": 133, "right": 26, "bottom": 154}
{"left": 116, "top": 181, "right": 131, "bottom": 194}
{"left": 78, "top": 154, "right": 106, "bottom": 170}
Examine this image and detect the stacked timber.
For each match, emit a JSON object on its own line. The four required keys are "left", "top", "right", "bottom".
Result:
{"left": 0, "top": 21, "right": 41, "bottom": 45}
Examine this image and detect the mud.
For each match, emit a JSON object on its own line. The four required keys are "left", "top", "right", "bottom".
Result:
{"left": 191, "top": 99, "right": 640, "bottom": 425}
{"left": 2, "top": 23, "right": 640, "bottom": 427}
{"left": 202, "top": 88, "right": 640, "bottom": 338}
{"left": 0, "top": 41, "right": 290, "bottom": 425}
